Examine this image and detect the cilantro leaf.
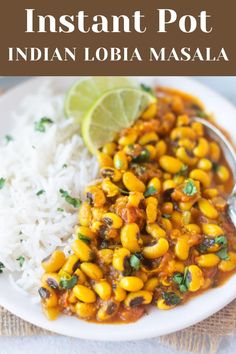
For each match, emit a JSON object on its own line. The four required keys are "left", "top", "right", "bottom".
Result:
{"left": 173, "top": 272, "right": 183, "bottom": 285}
{"left": 0, "top": 178, "right": 5, "bottom": 190}
{"left": 36, "top": 189, "right": 45, "bottom": 196}
{"left": 162, "top": 214, "right": 171, "bottom": 219}
{"left": 182, "top": 179, "right": 197, "bottom": 196}
{"left": 57, "top": 208, "right": 64, "bottom": 212}
{"left": 5, "top": 135, "right": 13, "bottom": 143}
{"left": 216, "top": 247, "right": 229, "bottom": 260}
{"left": 144, "top": 186, "right": 157, "bottom": 197}
{"left": 59, "top": 275, "right": 78, "bottom": 289}
{"left": 59, "top": 189, "right": 81, "bottom": 208}
{"left": 130, "top": 254, "right": 141, "bottom": 271}
{"left": 0, "top": 262, "right": 5, "bottom": 274}
{"left": 16, "top": 256, "right": 25, "bottom": 267}
{"left": 163, "top": 292, "right": 181, "bottom": 306}
{"left": 175, "top": 164, "right": 188, "bottom": 177}
{"left": 140, "top": 83, "right": 155, "bottom": 97}
{"left": 132, "top": 149, "right": 150, "bottom": 163}
{"left": 78, "top": 233, "right": 91, "bottom": 244}
{"left": 34, "top": 117, "right": 54, "bottom": 132}
{"left": 215, "top": 236, "right": 227, "bottom": 246}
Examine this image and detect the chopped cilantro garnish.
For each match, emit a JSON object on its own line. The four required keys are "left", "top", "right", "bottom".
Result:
{"left": 173, "top": 272, "right": 189, "bottom": 293}
{"left": 0, "top": 178, "right": 5, "bottom": 190}
{"left": 130, "top": 254, "right": 141, "bottom": 271}
{"left": 196, "top": 111, "right": 207, "bottom": 118}
{"left": 57, "top": 208, "right": 64, "bottom": 212}
{"left": 173, "top": 272, "right": 183, "bottom": 285}
{"left": 59, "top": 189, "right": 81, "bottom": 208}
{"left": 182, "top": 179, "right": 197, "bottom": 196}
{"left": 140, "top": 83, "right": 155, "bottom": 97}
{"left": 0, "top": 262, "right": 5, "bottom": 274}
{"left": 175, "top": 164, "right": 188, "bottom": 177}
{"left": 5, "top": 135, "right": 13, "bottom": 143}
{"left": 212, "top": 162, "right": 219, "bottom": 172}
{"left": 215, "top": 236, "right": 227, "bottom": 246}
{"left": 78, "top": 233, "right": 91, "bottom": 244}
{"left": 59, "top": 275, "right": 78, "bottom": 289}
{"left": 144, "top": 186, "right": 157, "bottom": 197}
{"left": 216, "top": 247, "right": 229, "bottom": 260}
{"left": 132, "top": 149, "right": 150, "bottom": 163}
{"left": 163, "top": 292, "right": 181, "bottom": 305}
{"left": 62, "top": 164, "right": 68, "bottom": 168}
{"left": 16, "top": 256, "right": 25, "bottom": 267}
{"left": 34, "top": 117, "right": 54, "bottom": 132}
{"left": 36, "top": 189, "right": 45, "bottom": 196}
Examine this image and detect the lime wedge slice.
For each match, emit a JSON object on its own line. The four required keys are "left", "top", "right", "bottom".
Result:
{"left": 64, "top": 77, "right": 136, "bottom": 122}
{"left": 82, "top": 88, "right": 157, "bottom": 154}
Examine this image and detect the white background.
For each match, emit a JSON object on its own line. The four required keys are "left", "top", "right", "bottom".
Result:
{"left": 0, "top": 76, "right": 235, "bottom": 354}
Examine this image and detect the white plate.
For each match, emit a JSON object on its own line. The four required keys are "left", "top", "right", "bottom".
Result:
{"left": 0, "top": 76, "right": 236, "bottom": 341}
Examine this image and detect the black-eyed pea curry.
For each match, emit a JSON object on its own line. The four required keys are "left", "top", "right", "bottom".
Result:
{"left": 39, "top": 86, "right": 236, "bottom": 323}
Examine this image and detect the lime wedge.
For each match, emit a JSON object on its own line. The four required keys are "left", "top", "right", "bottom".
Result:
{"left": 82, "top": 88, "right": 157, "bottom": 154}
{"left": 65, "top": 77, "right": 136, "bottom": 122}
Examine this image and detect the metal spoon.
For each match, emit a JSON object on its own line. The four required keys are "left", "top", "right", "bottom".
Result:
{"left": 193, "top": 117, "right": 236, "bottom": 227}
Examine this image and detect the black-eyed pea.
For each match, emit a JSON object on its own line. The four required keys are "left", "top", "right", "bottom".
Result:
{"left": 80, "top": 262, "right": 103, "bottom": 280}
{"left": 171, "top": 127, "right": 196, "bottom": 140}
{"left": 196, "top": 254, "right": 220, "bottom": 267}
{"left": 185, "top": 224, "right": 201, "bottom": 234}
{"left": 71, "top": 239, "right": 94, "bottom": 262}
{"left": 148, "top": 177, "right": 162, "bottom": 194}
{"left": 171, "top": 211, "right": 184, "bottom": 226}
{"left": 91, "top": 221, "right": 103, "bottom": 233}
{"left": 173, "top": 175, "right": 185, "bottom": 185}
{"left": 139, "top": 132, "right": 159, "bottom": 145}
{"left": 198, "top": 158, "right": 212, "bottom": 171}
{"left": 193, "top": 138, "right": 209, "bottom": 158}
{"left": 163, "top": 180, "right": 176, "bottom": 191}
{"left": 128, "top": 192, "right": 144, "bottom": 207}
{"left": 203, "top": 188, "right": 219, "bottom": 199}
{"left": 146, "top": 197, "right": 158, "bottom": 224}
{"left": 97, "top": 249, "right": 113, "bottom": 265}
{"left": 146, "top": 145, "right": 156, "bottom": 160}
{"left": 161, "top": 218, "right": 173, "bottom": 232}
{"left": 144, "top": 277, "right": 159, "bottom": 291}
{"left": 189, "top": 169, "right": 211, "bottom": 188}
{"left": 191, "top": 121, "right": 204, "bottom": 136}
{"left": 41, "top": 250, "right": 66, "bottom": 273}
{"left": 119, "top": 130, "right": 138, "bottom": 146}
{"left": 93, "top": 281, "right": 112, "bottom": 300}
{"left": 217, "top": 165, "right": 230, "bottom": 182}
{"left": 187, "top": 265, "right": 204, "bottom": 292}
{"left": 202, "top": 224, "right": 224, "bottom": 237}
{"left": 38, "top": 285, "right": 58, "bottom": 308}
{"left": 209, "top": 142, "right": 221, "bottom": 162}
{"left": 119, "top": 276, "right": 144, "bottom": 292}
{"left": 102, "top": 142, "right": 117, "bottom": 156}
{"left": 218, "top": 252, "right": 236, "bottom": 272}
{"left": 112, "top": 248, "right": 130, "bottom": 272}
{"left": 156, "top": 140, "right": 167, "bottom": 158}
{"left": 85, "top": 185, "right": 106, "bottom": 207}
{"left": 121, "top": 223, "right": 142, "bottom": 252}
{"left": 73, "top": 284, "right": 96, "bottom": 303}
{"left": 159, "top": 155, "right": 183, "bottom": 174}
{"left": 123, "top": 172, "right": 145, "bottom": 193}
{"left": 75, "top": 302, "right": 97, "bottom": 319}
{"left": 41, "top": 273, "right": 60, "bottom": 290}
{"left": 102, "top": 178, "right": 119, "bottom": 197}
{"left": 124, "top": 291, "right": 153, "bottom": 307}
{"left": 114, "top": 151, "right": 128, "bottom": 170}
{"left": 146, "top": 223, "right": 166, "bottom": 239}
{"left": 142, "top": 102, "right": 158, "bottom": 119}
{"left": 97, "top": 152, "right": 114, "bottom": 168}
{"left": 176, "top": 147, "right": 198, "bottom": 166}
{"left": 135, "top": 271, "right": 148, "bottom": 283}
{"left": 157, "top": 298, "right": 173, "bottom": 310}
{"left": 100, "top": 167, "right": 122, "bottom": 182}
{"left": 97, "top": 300, "right": 119, "bottom": 321}
{"left": 175, "top": 236, "right": 190, "bottom": 261}
{"left": 74, "top": 268, "right": 87, "bottom": 284}
{"left": 103, "top": 212, "right": 123, "bottom": 229}
{"left": 113, "top": 285, "right": 127, "bottom": 302}
{"left": 198, "top": 198, "right": 218, "bottom": 219}
{"left": 78, "top": 201, "right": 92, "bottom": 226}
{"left": 179, "top": 200, "right": 196, "bottom": 211}
{"left": 178, "top": 138, "right": 195, "bottom": 150}
{"left": 143, "top": 238, "right": 169, "bottom": 259}
{"left": 42, "top": 307, "right": 60, "bottom": 320}
{"left": 177, "top": 114, "right": 189, "bottom": 126}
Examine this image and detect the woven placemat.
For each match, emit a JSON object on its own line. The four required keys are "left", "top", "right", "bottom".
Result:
{"left": 1, "top": 300, "right": 235, "bottom": 353}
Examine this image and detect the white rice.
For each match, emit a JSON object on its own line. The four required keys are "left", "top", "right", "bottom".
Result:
{"left": 0, "top": 81, "right": 99, "bottom": 295}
